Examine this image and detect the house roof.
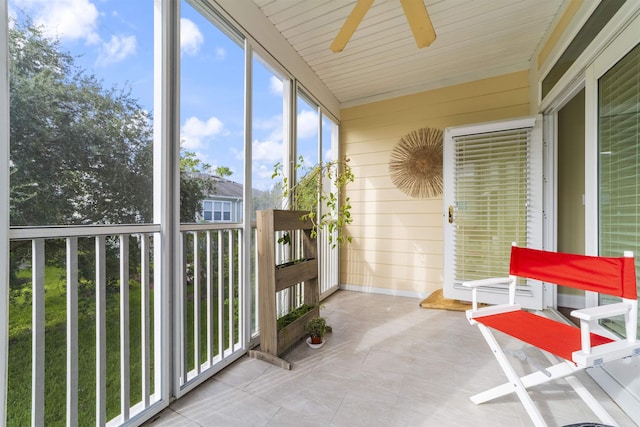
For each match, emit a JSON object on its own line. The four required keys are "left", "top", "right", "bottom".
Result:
{"left": 210, "top": 176, "right": 244, "bottom": 199}
{"left": 251, "top": 0, "right": 567, "bottom": 107}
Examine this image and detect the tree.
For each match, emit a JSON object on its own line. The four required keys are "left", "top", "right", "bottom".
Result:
{"left": 9, "top": 21, "right": 154, "bottom": 226}
{"left": 9, "top": 21, "right": 213, "bottom": 227}
{"left": 215, "top": 166, "right": 233, "bottom": 178}
{"left": 180, "top": 149, "right": 215, "bottom": 223}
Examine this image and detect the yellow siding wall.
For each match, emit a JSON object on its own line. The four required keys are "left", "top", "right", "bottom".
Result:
{"left": 339, "top": 70, "right": 530, "bottom": 296}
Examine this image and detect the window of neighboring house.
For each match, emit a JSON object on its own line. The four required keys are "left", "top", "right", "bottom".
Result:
{"left": 203, "top": 200, "right": 213, "bottom": 221}
{"left": 213, "top": 201, "right": 231, "bottom": 222}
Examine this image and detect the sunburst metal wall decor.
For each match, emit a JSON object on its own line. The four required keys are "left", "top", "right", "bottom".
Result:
{"left": 389, "top": 127, "right": 443, "bottom": 198}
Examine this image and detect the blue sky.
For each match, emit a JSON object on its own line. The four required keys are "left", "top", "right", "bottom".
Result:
{"left": 9, "top": 0, "right": 324, "bottom": 191}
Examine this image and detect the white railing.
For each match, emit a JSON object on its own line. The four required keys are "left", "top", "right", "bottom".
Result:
{"left": 175, "top": 223, "right": 247, "bottom": 396}
{"left": 6, "top": 221, "right": 338, "bottom": 425}
{"left": 319, "top": 224, "right": 340, "bottom": 298}
{"left": 9, "top": 224, "right": 163, "bottom": 427}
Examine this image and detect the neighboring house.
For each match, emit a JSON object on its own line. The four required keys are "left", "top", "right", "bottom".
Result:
{"left": 198, "top": 174, "right": 277, "bottom": 223}
{"left": 199, "top": 176, "right": 243, "bottom": 223}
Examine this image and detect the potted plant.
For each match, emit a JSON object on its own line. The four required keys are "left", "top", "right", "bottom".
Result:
{"left": 304, "top": 316, "right": 327, "bottom": 348}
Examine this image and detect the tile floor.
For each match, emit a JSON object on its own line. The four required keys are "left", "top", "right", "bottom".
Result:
{"left": 145, "top": 291, "right": 637, "bottom": 427}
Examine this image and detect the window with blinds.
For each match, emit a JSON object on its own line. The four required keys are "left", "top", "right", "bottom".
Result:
{"left": 598, "top": 41, "right": 640, "bottom": 338}
{"left": 453, "top": 128, "right": 531, "bottom": 283}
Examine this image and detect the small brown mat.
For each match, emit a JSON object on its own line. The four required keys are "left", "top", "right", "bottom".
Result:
{"left": 419, "top": 288, "right": 478, "bottom": 312}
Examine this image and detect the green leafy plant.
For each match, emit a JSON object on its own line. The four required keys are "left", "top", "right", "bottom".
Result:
{"left": 272, "top": 156, "right": 354, "bottom": 247}
{"left": 276, "top": 304, "right": 315, "bottom": 331}
{"left": 304, "top": 316, "right": 327, "bottom": 339}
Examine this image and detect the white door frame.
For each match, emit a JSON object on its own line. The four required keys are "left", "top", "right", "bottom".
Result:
{"left": 443, "top": 116, "right": 545, "bottom": 310}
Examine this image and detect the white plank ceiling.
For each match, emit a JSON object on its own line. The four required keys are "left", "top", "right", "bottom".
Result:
{"left": 251, "top": 0, "right": 566, "bottom": 107}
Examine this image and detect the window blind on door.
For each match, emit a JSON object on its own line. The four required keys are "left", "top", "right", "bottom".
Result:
{"left": 453, "top": 128, "right": 532, "bottom": 282}
{"left": 598, "top": 43, "right": 640, "bottom": 335}
{"left": 599, "top": 42, "right": 640, "bottom": 259}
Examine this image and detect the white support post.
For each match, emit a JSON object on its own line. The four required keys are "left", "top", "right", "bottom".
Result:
{"left": 154, "top": 0, "right": 179, "bottom": 401}
{"left": 242, "top": 39, "right": 252, "bottom": 351}
{"left": 0, "top": 2, "right": 9, "bottom": 424}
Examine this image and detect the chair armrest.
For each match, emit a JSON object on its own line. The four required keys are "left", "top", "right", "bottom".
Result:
{"left": 462, "top": 277, "right": 512, "bottom": 288}
{"left": 571, "top": 302, "right": 632, "bottom": 355}
{"left": 571, "top": 302, "right": 631, "bottom": 322}
{"left": 463, "top": 277, "right": 516, "bottom": 309}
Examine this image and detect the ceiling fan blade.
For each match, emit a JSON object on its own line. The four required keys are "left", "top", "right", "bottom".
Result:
{"left": 330, "top": 0, "right": 375, "bottom": 53}
{"left": 400, "top": 0, "right": 436, "bottom": 48}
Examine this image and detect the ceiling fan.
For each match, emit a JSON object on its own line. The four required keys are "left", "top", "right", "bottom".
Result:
{"left": 330, "top": 0, "right": 436, "bottom": 53}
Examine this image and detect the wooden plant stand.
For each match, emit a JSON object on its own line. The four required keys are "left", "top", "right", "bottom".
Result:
{"left": 249, "top": 209, "right": 319, "bottom": 369}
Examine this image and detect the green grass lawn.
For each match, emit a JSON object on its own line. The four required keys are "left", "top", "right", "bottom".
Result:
{"left": 7, "top": 261, "right": 235, "bottom": 426}
{"left": 7, "top": 265, "right": 151, "bottom": 426}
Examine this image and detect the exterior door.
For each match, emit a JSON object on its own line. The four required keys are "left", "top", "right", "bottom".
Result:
{"left": 585, "top": 15, "right": 640, "bottom": 423}
{"left": 443, "top": 117, "right": 545, "bottom": 310}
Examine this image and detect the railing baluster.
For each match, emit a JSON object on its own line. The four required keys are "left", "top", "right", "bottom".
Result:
{"left": 206, "top": 231, "right": 213, "bottom": 362}
{"left": 217, "top": 231, "right": 224, "bottom": 357}
{"left": 193, "top": 231, "right": 200, "bottom": 374}
{"left": 228, "top": 230, "right": 235, "bottom": 352}
{"left": 140, "top": 234, "right": 150, "bottom": 408}
{"left": 236, "top": 230, "right": 243, "bottom": 347}
{"left": 120, "top": 234, "right": 130, "bottom": 422}
{"left": 66, "top": 237, "right": 78, "bottom": 427}
{"left": 180, "top": 232, "right": 187, "bottom": 384}
{"left": 32, "top": 238, "right": 45, "bottom": 427}
{"left": 95, "top": 235, "right": 106, "bottom": 427}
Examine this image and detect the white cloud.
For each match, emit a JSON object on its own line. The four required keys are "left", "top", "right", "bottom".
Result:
{"left": 252, "top": 138, "right": 283, "bottom": 164}
{"left": 253, "top": 115, "right": 284, "bottom": 149}
{"left": 269, "top": 76, "right": 283, "bottom": 95}
{"left": 15, "top": 0, "right": 100, "bottom": 44}
{"left": 96, "top": 34, "right": 137, "bottom": 67}
{"left": 297, "top": 109, "right": 319, "bottom": 139}
{"left": 215, "top": 47, "right": 226, "bottom": 60}
{"left": 180, "top": 18, "right": 203, "bottom": 56}
{"left": 181, "top": 116, "right": 224, "bottom": 150}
